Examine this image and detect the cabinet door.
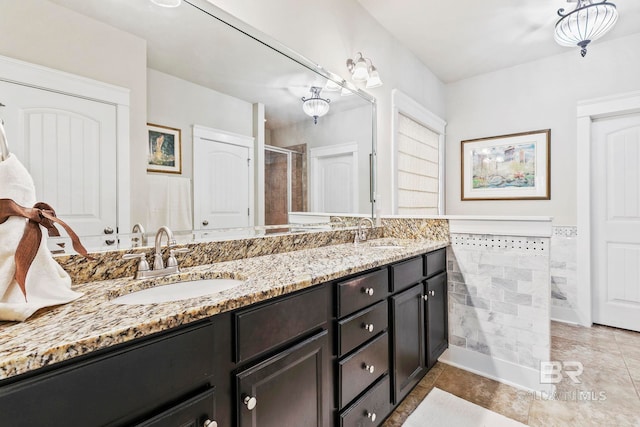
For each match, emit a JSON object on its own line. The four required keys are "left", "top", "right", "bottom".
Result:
{"left": 390, "top": 283, "right": 426, "bottom": 404}
{"left": 427, "top": 272, "right": 448, "bottom": 368}
{"left": 135, "top": 388, "right": 216, "bottom": 427}
{"left": 236, "top": 331, "right": 330, "bottom": 427}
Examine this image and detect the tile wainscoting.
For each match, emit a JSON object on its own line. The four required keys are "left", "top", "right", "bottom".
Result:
{"left": 441, "top": 217, "right": 553, "bottom": 393}
{"left": 550, "top": 226, "right": 579, "bottom": 324}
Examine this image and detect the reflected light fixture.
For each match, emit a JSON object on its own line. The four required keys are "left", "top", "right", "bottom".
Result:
{"left": 346, "top": 52, "right": 383, "bottom": 88}
{"left": 150, "top": 0, "right": 182, "bottom": 7}
{"left": 554, "top": 0, "right": 618, "bottom": 57}
{"left": 301, "top": 87, "right": 331, "bottom": 125}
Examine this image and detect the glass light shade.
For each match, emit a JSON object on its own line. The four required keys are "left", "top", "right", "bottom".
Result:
{"left": 340, "top": 86, "right": 354, "bottom": 97}
{"left": 150, "top": 0, "right": 182, "bottom": 7}
{"left": 302, "top": 98, "right": 330, "bottom": 118}
{"left": 324, "top": 79, "right": 341, "bottom": 91}
{"left": 351, "top": 59, "right": 370, "bottom": 81}
{"left": 554, "top": 0, "right": 618, "bottom": 56}
{"left": 365, "top": 68, "right": 383, "bottom": 88}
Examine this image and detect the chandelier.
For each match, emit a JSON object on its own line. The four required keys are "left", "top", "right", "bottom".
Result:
{"left": 301, "top": 87, "right": 331, "bottom": 125}
{"left": 554, "top": 0, "right": 618, "bottom": 57}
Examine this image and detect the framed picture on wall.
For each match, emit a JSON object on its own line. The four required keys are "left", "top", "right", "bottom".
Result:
{"left": 461, "top": 129, "right": 550, "bottom": 200}
{"left": 147, "top": 123, "right": 182, "bottom": 174}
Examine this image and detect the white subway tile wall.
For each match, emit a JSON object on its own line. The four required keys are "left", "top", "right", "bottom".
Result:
{"left": 550, "top": 226, "right": 577, "bottom": 310}
{"left": 447, "top": 233, "right": 551, "bottom": 369}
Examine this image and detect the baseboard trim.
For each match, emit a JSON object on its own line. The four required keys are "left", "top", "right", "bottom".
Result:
{"left": 438, "top": 346, "right": 554, "bottom": 394}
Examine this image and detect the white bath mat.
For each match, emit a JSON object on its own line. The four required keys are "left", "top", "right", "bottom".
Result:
{"left": 402, "top": 388, "right": 528, "bottom": 427}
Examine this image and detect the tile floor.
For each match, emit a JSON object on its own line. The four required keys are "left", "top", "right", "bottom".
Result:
{"left": 383, "top": 321, "right": 640, "bottom": 427}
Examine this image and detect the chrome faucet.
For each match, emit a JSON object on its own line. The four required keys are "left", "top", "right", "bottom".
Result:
{"left": 123, "top": 226, "right": 188, "bottom": 279}
{"left": 131, "top": 223, "right": 147, "bottom": 247}
{"left": 354, "top": 217, "right": 375, "bottom": 245}
{"left": 154, "top": 226, "right": 177, "bottom": 270}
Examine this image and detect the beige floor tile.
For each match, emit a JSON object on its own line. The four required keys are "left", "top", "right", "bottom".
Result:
{"left": 613, "top": 327, "right": 640, "bottom": 347}
{"left": 551, "top": 322, "right": 618, "bottom": 352}
{"left": 434, "top": 365, "right": 530, "bottom": 424}
{"left": 529, "top": 397, "right": 640, "bottom": 427}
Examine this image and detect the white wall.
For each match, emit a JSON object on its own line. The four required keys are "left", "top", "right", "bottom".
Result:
{"left": 147, "top": 69, "right": 254, "bottom": 180}
{"left": 445, "top": 33, "right": 640, "bottom": 225}
{"left": 270, "top": 105, "right": 373, "bottom": 213}
{"left": 207, "top": 0, "right": 447, "bottom": 214}
{"left": 1, "top": 0, "right": 148, "bottom": 229}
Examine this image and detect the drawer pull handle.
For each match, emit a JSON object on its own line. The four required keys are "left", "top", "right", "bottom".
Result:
{"left": 362, "top": 287, "right": 374, "bottom": 296}
{"left": 203, "top": 420, "right": 218, "bottom": 427}
{"left": 367, "top": 411, "right": 377, "bottom": 422}
{"left": 362, "top": 363, "right": 375, "bottom": 374}
{"left": 363, "top": 323, "right": 374, "bottom": 333}
{"left": 429, "top": 290, "right": 435, "bottom": 296}
{"left": 243, "top": 394, "right": 257, "bottom": 411}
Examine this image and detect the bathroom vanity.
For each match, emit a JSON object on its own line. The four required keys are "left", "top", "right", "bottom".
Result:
{"left": 0, "top": 240, "right": 447, "bottom": 427}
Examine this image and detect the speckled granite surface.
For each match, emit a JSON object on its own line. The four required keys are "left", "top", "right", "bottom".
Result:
{"left": 382, "top": 218, "right": 449, "bottom": 241}
{"left": 0, "top": 237, "right": 447, "bottom": 381}
{"left": 56, "top": 227, "right": 384, "bottom": 284}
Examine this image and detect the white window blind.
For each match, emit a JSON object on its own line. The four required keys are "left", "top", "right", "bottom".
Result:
{"left": 397, "top": 113, "right": 439, "bottom": 215}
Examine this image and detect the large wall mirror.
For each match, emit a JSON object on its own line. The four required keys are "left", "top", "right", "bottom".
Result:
{"left": 0, "top": 0, "right": 376, "bottom": 251}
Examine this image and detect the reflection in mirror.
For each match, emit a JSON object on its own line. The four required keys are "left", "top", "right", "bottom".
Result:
{"left": 1, "top": 0, "right": 375, "bottom": 252}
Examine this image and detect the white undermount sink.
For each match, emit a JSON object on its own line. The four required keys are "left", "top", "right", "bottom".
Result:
{"left": 111, "top": 278, "right": 245, "bottom": 305}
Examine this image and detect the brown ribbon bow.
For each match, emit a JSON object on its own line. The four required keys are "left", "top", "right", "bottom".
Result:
{"left": 0, "top": 198, "right": 94, "bottom": 300}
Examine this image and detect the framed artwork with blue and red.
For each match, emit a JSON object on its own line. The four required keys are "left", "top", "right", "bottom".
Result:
{"left": 147, "top": 123, "right": 182, "bottom": 174}
{"left": 461, "top": 129, "right": 550, "bottom": 200}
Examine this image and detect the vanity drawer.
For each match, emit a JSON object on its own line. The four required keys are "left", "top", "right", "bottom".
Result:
{"left": 337, "top": 300, "right": 388, "bottom": 357}
{"left": 340, "top": 375, "right": 390, "bottom": 427}
{"left": 390, "top": 256, "right": 424, "bottom": 292}
{"left": 338, "top": 332, "right": 389, "bottom": 409}
{"left": 135, "top": 387, "right": 216, "bottom": 427}
{"left": 337, "top": 269, "right": 388, "bottom": 318}
{"left": 234, "top": 285, "right": 330, "bottom": 363}
{"left": 425, "top": 248, "right": 446, "bottom": 278}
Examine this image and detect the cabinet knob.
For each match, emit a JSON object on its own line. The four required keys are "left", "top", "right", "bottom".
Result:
{"left": 362, "top": 287, "right": 374, "bottom": 296}
{"left": 367, "top": 411, "right": 377, "bottom": 422}
{"left": 243, "top": 394, "right": 257, "bottom": 411}
{"left": 429, "top": 290, "right": 436, "bottom": 296}
{"left": 363, "top": 323, "right": 374, "bottom": 333}
{"left": 362, "top": 363, "right": 375, "bottom": 374}
{"left": 423, "top": 294, "right": 429, "bottom": 301}
{"left": 203, "top": 420, "right": 218, "bottom": 427}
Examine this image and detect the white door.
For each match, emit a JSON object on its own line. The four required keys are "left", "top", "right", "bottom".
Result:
{"left": 592, "top": 113, "right": 640, "bottom": 332}
{"left": 310, "top": 143, "right": 358, "bottom": 213}
{"left": 193, "top": 127, "right": 254, "bottom": 229}
{"left": 0, "top": 80, "right": 117, "bottom": 237}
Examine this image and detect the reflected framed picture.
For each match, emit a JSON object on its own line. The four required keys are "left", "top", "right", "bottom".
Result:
{"left": 147, "top": 123, "right": 182, "bottom": 174}
{"left": 461, "top": 129, "right": 550, "bottom": 201}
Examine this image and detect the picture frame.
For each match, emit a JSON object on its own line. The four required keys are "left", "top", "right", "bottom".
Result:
{"left": 461, "top": 129, "right": 550, "bottom": 201}
{"left": 146, "top": 123, "right": 182, "bottom": 174}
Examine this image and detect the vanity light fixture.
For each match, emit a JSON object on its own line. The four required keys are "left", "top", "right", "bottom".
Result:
{"left": 554, "top": 0, "right": 618, "bottom": 57}
{"left": 301, "top": 87, "right": 331, "bottom": 124}
{"left": 346, "top": 52, "right": 383, "bottom": 88}
{"left": 150, "top": 0, "right": 182, "bottom": 8}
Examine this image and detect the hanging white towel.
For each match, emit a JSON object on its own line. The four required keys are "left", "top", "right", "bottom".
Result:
{"left": 0, "top": 154, "right": 83, "bottom": 322}
{"left": 146, "top": 174, "right": 192, "bottom": 232}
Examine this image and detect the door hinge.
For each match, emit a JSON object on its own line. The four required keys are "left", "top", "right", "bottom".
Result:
{"left": 248, "top": 208, "right": 250, "bottom": 216}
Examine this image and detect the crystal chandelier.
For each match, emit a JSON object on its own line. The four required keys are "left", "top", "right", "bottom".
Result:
{"left": 554, "top": 0, "right": 618, "bottom": 57}
{"left": 301, "top": 87, "right": 331, "bottom": 125}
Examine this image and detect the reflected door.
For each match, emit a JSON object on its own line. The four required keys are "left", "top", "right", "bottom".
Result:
{"left": 592, "top": 113, "right": 640, "bottom": 332}
{"left": 193, "top": 127, "right": 254, "bottom": 229}
{"left": 310, "top": 143, "right": 358, "bottom": 213}
{"left": 0, "top": 80, "right": 117, "bottom": 237}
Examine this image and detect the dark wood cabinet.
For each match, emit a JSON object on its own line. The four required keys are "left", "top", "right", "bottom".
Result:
{"left": 134, "top": 388, "right": 216, "bottom": 427}
{"left": 235, "top": 330, "right": 331, "bottom": 427}
{"left": 0, "top": 321, "right": 216, "bottom": 427}
{"left": 390, "top": 283, "right": 427, "bottom": 404}
{"left": 426, "top": 272, "right": 448, "bottom": 368}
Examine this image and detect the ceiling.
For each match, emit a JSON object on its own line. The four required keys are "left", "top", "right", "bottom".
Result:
{"left": 357, "top": 0, "right": 640, "bottom": 83}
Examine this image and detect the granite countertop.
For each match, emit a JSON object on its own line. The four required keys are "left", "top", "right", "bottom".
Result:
{"left": 0, "top": 238, "right": 447, "bottom": 381}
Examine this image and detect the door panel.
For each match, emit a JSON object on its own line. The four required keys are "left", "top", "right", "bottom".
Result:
{"left": 194, "top": 137, "right": 251, "bottom": 229}
{"left": 592, "top": 114, "right": 640, "bottom": 331}
{"left": 310, "top": 144, "right": 358, "bottom": 213}
{"left": 1, "top": 80, "right": 117, "bottom": 237}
